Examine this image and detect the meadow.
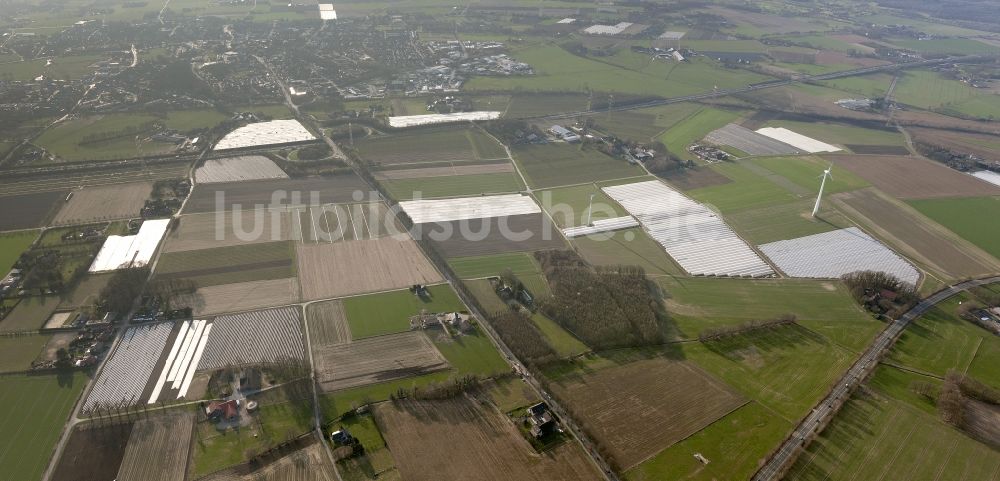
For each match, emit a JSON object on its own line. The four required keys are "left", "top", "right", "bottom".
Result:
{"left": 687, "top": 162, "right": 798, "bottom": 213}
{"left": 0, "top": 230, "right": 38, "bottom": 274}
{"left": 0, "top": 372, "right": 90, "bottom": 481}
{"left": 343, "top": 285, "right": 464, "bottom": 338}
{"left": 748, "top": 156, "right": 870, "bottom": 195}
{"left": 658, "top": 107, "right": 743, "bottom": 160}
{"left": 381, "top": 172, "right": 524, "bottom": 200}
{"left": 535, "top": 183, "right": 629, "bottom": 228}
{"left": 659, "top": 276, "right": 880, "bottom": 352}
{"left": 447, "top": 252, "right": 541, "bottom": 279}
{"left": 625, "top": 401, "right": 791, "bottom": 481}
{"left": 908, "top": 196, "right": 1000, "bottom": 259}
{"left": 894, "top": 70, "right": 1000, "bottom": 120}
{"left": 511, "top": 143, "right": 644, "bottom": 189}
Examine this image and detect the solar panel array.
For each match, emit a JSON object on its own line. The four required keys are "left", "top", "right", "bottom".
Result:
{"left": 603, "top": 181, "right": 773, "bottom": 277}
{"left": 561, "top": 216, "right": 639, "bottom": 238}
{"left": 84, "top": 322, "right": 173, "bottom": 410}
{"left": 399, "top": 194, "right": 541, "bottom": 224}
{"left": 197, "top": 306, "right": 305, "bottom": 370}
{"left": 758, "top": 227, "right": 921, "bottom": 285}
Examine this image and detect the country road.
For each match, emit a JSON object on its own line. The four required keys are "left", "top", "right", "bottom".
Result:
{"left": 751, "top": 276, "right": 1000, "bottom": 481}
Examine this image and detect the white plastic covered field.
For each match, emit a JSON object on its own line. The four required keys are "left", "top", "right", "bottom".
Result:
{"left": 89, "top": 218, "right": 171, "bottom": 272}
{"left": 972, "top": 170, "right": 1000, "bottom": 187}
{"left": 561, "top": 216, "right": 639, "bottom": 238}
{"left": 194, "top": 155, "right": 288, "bottom": 184}
{"left": 398, "top": 194, "right": 540, "bottom": 224}
{"left": 147, "top": 319, "right": 213, "bottom": 402}
{"left": 758, "top": 227, "right": 920, "bottom": 285}
{"left": 755, "top": 127, "right": 841, "bottom": 153}
{"left": 387, "top": 111, "right": 502, "bottom": 128}
{"left": 84, "top": 322, "right": 173, "bottom": 410}
{"left": 602, "top": 180, "right": 773, "bottom": 277}
{"left": 214, "top": 120, "right": 316, "bottom": 150}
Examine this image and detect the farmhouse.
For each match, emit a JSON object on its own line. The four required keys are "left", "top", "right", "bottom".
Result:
{"left": 205, "top": 399, "right": 239, "bottom": 421}
{"left": 526, "top": 402, "right": 558, "bottom": 438}
{"left": 549, "top": 125, "right": 580, "bottom": 143}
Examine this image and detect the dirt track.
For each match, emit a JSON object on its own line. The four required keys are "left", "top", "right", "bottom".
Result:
{"left": 375, "top": 397, "right": 604, "bottom": 481}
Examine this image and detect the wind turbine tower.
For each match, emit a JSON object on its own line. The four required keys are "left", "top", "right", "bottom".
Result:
{"left": 812, "top": 166, "right": 833, "bottom": 217}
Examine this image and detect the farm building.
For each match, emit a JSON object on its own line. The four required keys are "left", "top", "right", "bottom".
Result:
{"left": 205, "top": 399, "right": 239, "bottom": 421}
{"left": 549, "top": 125, "right": 580, "bottom": 142}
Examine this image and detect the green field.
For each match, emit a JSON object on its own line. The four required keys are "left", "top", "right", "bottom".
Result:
{"left": 535, "top": 183, "right": 629, "bottom": 228}
{"left": 465, "top": 44, "right": 773, "bottom": 96}
{"left": 448, "top": 252, "right": 541, "bottom": 279}
{"left": 0, "top": 371, "right": 90, "bottom": 481}
{"left": 818, "top": 73, "right": 894, "bottom": 99}
{"left": 724, "top": 199, "right": 852, "bottom": 245}
{"left": 908, "top": 196, "right": 1000, "bottom": 260}
{"left": 531, "top": 312, "right": 589, "bottom": 358}
{"left": 0, "top": 230, "right": 38, "bottom": 274}
{"left": 589, "top": 102, "right": 702, "bottom": 142}
{"left": 687, "top": 162, "right": 798, "bottom": 214}
{"left": 749, "top": 156, "right": 870, "bottom": 195}
{"left": 658, "top": 107, "right": 743, "bottom": 160}
{"left": 505, "top": 93, "right": 587, "bottom": 118}
{"left": 0, "top": 54, "right": 104, "bottom": 81}
{"left": 1, "top": 296, "right": 61, "bottom": 333}
{"left": 786, "top": 366, "right": 1000, "bottom": 481}
{"left": 894, "top": 70, "right": 1000, "bottom": 119}
{"left": 570, "top": 228, "right": 684, "bottom": 277}
{"left": 626, "top": 401, "right": 791, "bottom": 481}
{"left": 155, "top": 241, "right": 295, "bottom": 287}
{"left": 35, "top": 110, "right": 228, "bottom": 161}
{"left": 511, "top": 143, "right": 645, "bottom": 189}
{"left": 319, "top": 371, "right": 452, "bottom": 421}
{"left": 358, "top": 128, "right": 505, "bottom": 163}
{"left": 343, "top": 285, "right": 465, "bottom": 338}
{"left": 659, "top": 277, "right": 880, "bottom": 352}
{"left": 430, "top": 328, "right": 509, "bottom": 376}
{"left": 0, "top": 334, "right": 51, "bottom": 372}
{"left": 382, "top": 172, "right": 524, "bottom": 200}
{"left": 890, "top": 293, "right": 1000, "bottom": 388}
{"left": 891, "top": 38, "right": 996, "bottom": 55}
{"left": 685, "top": 324, "right": 854, "bottom": 420}
{"left": 761, "top": 120, "right": 905, "bottom": 147}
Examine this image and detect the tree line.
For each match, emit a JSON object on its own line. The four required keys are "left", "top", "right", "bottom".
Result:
{"left": 534, "top": 250, "right": 670, "bottom": 350}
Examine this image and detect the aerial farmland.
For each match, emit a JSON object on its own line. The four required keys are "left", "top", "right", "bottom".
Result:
{"left": 0, "top": 1, "right": 998, "bottom": 480}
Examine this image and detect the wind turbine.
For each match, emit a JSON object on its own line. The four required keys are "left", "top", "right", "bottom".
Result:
{"left": 812, "top": 165, "right": 833, "bottom": 218}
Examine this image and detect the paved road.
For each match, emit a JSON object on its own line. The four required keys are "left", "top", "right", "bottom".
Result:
{"left": 535, "top": 54, "right": 994, "bottom": 121}
{"left": 751, "top": 276, "right": 1000, "bottom": 481}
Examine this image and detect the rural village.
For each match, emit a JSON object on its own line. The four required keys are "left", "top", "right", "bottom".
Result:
{"left": 1, "top": 1, "right": 1000, "bottom": 481}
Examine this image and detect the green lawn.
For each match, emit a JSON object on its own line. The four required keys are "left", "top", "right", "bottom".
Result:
{"left": 0, "top": 230, "right": 38, "bottom": 274}
{"left": 0, "top": 334, "right": 51, "bottom": 372}
{"left": 430, "top": 328, "right": 509, "bottom": 377}
{"left": 659, "top": 277, "right": 880, "bottom": 352}
{"left": 659, "top": 107, "right": 743, "bottom": 160}
{"left": 511, "top": 143, "right": 645, "bottom": 189}
{"left": 0, "top": 371, "right": 90, "bottom": 481}
{"left": 908, "top": 196, "right": 1000, "bottom": 260}
{"left": 626, "top": 401, "right": 791, "bottom": 481}
{"left": 448, "top": 252, "right": 541, "bottom": 279}
{"left": 749, "top": 156, "right": 870, "bottom": 195}
{"left": 687, "top": 162, "right": 798, "bottom": 214}
{"left": 535, "top": 183, "right": 629, "bottom": 228}
{"left": 382, "top": 172, "right": 524, "bottom": 200}
{"left": 343, "top": 285, "right": 465, "bottom": 339}
{"left": 319, "top": 371, "right": 452, "bottom": 421}
{"left": 685, "top": 324, "right": 854, "bottom": 421}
